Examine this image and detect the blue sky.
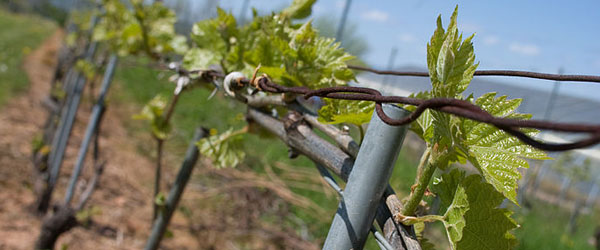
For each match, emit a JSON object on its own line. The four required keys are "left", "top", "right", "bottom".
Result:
{"left": 216, "top": 0, "right": 600, "bottom": 100}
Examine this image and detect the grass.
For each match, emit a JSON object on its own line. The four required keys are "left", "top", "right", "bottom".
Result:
{"left": 0, "top": 8, "right": 55, "bottom": 107}
{"left": 4, "top": 6, "right": 598, "bottom": 250}
{"left": 511, "top": 199, "right": 599, "bottom": 250}
{"left": 111, "top": 57, "right": 420, "bottom": 248}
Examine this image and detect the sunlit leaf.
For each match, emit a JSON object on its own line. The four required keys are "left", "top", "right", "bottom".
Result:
{"left": 423, "top": 7, "right": 548, "bottom": 202}
{"left": 463, "top": 93, "right": 550, "bottom": 203}
{"left": 94, "top": 0, "right": 186, "bottom": 56}
{"left": 182, "top": 48, "right": 218, "bottom": 71}
{"left": 282, "top": 0, "right": 316, "bottom": 19}
{"left": 133, "top": 94, "right": 171, "bottom": 140}
{"left": 318, "top": 99, "right": 374, "bottom": 125}
{"left": 432, "top": 170, "right": 518, "bottom": 250}
{"left": 196, "top": 128, "right": 246, "bottom": 168}
{"left": 427, "top": 6, "right": 477, "bottom": 99}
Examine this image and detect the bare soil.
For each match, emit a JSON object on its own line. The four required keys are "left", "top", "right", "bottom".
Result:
{"left": 0, "top": 31, "right": 318, "bottom": 250}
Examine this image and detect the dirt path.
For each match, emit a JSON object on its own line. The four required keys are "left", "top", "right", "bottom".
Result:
{"left": 0, "top": 27, "right": 324, "bottom": 250}
{"left": 0, "top": 30, "right": 202, "bottom": 250}
{"left": 0, "top": 30, "right": 319, "bottom": 250}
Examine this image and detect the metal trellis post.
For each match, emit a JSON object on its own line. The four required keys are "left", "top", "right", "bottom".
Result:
{"left": 586, "top": 181, "right": 599, "bottom": 209}
{"left": 64, "top": 55, "right": 118, "bottom": 204}
{"left": 38, "top": 40, "right": 99, "bottom": 213}
{"left": 335, "top": 0, "right": 352, "bottom": 42}
{"left": 39, "top": 9, "right": 102, "bottom": 213}
{"left": 316, "top": 164, "right": 394, "bottom": 250}
{"left": 323, "top": 103, "right": 410, "bottom": 250}
{"left": 144, "top": 127, "right": 207, "bottom": 250}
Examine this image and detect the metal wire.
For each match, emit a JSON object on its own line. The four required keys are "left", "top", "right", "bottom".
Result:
{"left": 248, "top": 76, "right": 600, "bottom": 151}
{"left": 348, "top": 65, "right": 600, "bottom": 83}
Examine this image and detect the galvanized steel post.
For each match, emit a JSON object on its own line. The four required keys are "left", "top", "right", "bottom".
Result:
{"left": 38, "top": 41, "right": 99, "bottom": 213}
{"left": 64, "top": 55, "right": 118, "bottom": 204}
{"left": 323, "top": 103, "right": 409, "bottom": 250}
{"left": 144, "top": 127, "right": 207, "bottom": 250}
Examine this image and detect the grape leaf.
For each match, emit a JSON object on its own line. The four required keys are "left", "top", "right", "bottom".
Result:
{"left": 431, "top": 170, "right": 468, "bottom": 245}
{"left": 75, "top": 59, "right": 97, "bottom": 79}
{"left": 420, "top": 7, "right": 548, "bottom": 203}
{"left": 188, "top": 7, "right": 359, "bottom": 125}
{"left": 94, "top": 0, "right": 186, "bottom": 56}
{"left": 249, "top": 20, "right": 355, "bottom": 88}
{"left": 462, "top": 93, "right": 549, "bottom": 203}
{"left": 406, "top": 91, "right": 435, "bottom": 142}
{"left": 317, "top": 99, "right": 374, "bottom": 125}
{"left": 427, "top": 6, "right": 477, "bottom": 99}
{"left": 418, "top": 6, "right": 478, "bottom": 166}
{"left": 414, "top": 222, "right": 438, "bottom": 250}
{"left": 281, "top": 0, "right": 316, "bottom": 19}
{"left": 182, "top": 48, "right": 219, "bottom": 71}
{"left": 190, "top": 8, "right": 237, "bottom": 66}
{"left": 196, "top": 128, "right": 246, "bottom": 168}
{"left": 190, "top": 9, "right": 355, "bottom": 88}
{"left": 132, "top": 94, "right": 171, "bottom": 140}
{"left": 432, "top": 169, "right": 518, "bottom": 250}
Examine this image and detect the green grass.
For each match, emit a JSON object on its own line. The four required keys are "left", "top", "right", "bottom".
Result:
{"left": 0, "top": 8, "right": 56, "bottom": 107}
{"left": 5, "top": 6, "right": 597, "bottom": 250}
{"left": 112, "top": 57, "right": 335, "bottom": 235}
{"left": 511, "top": 199, "right": 599, "bottom": 250}
{"left": 111, "top": 58, "right": 420, "bottom": 248}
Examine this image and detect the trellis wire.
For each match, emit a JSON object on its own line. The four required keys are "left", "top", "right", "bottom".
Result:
{"left": 40, "top": 2, "right": 600, "bottom": 248}
{"left": 136, "top": 57, "right": 600, "bottom": 249}
{"left": 348, "top": 65, "right": 600, "bottom": 83}
{"left": 245, "top": 75, "right": 600, "bottom": 151}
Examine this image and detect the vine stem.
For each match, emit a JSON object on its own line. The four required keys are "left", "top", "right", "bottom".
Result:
{"left": 402, "top": 147, "right": 434, "bottom": 216}
{"left": 164, "top": 91, "right": 181, "bottom": 122}
{"left": 152, "top": 138, "right": 163, "bottom": 221}
{"left": 152, "top": 91, "right": 181, "bottom": 221}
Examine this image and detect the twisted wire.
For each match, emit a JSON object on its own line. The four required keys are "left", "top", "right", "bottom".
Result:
{"left": 252, "top": 77, "right": 600, "bottom": 151}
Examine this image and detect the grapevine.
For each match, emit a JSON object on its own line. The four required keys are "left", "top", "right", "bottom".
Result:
{"left": 30, "top": 0, "right": 600, "bottom": 249}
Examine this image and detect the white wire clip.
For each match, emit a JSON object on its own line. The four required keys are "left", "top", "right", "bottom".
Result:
{"left": 223, "top": 72, "right": 246, "bottom": 97}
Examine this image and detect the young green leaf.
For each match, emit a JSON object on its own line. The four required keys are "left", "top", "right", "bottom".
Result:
{"left": 154, "top": 192, "right": 166, "bottom": 206}
{"left": 406, "top": 91, "right": 435, "bottom": 142}
{"left": 317, "top": 99, "right": 374, "bottom": 125}
{"left": 188, "top": 6, "right": 358, "bottom": 125}
{"left": 427, "top": 6, "right": 477, "bottom": 99}
{"left": 417, "top": 6, "right": 478, "bottom": 167}
{"left": 133, "top": 94, "right": 171, "bottom": 140}
{"left": 190, "top": 8, "right": 238, "bottom": 66}
{"left": 74, "top": 59, "right": 97, "bottom": 79}
{"left": 462, "top": 93, "right": 550, "bottom": 203}
{"left": 281, "top": 0, "right": 316, "bottom": 19}
{"left": 94, "top": 0, "right": 186, "bottom": 57}
{"left": 420, "top": 7, "right": 548, "bottom": 203}
{"left": 432, "top": 170, "right": 518, "bottom": 250}
{"left": 182, "top": 48, "right": 219, "bottom": 71}
{"left": 196, "top": 128, "right": 246, "bottom": 168}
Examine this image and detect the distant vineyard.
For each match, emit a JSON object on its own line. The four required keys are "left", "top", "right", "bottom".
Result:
{"left": 29, "top": 0, "right": 600, "bottom": 250}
